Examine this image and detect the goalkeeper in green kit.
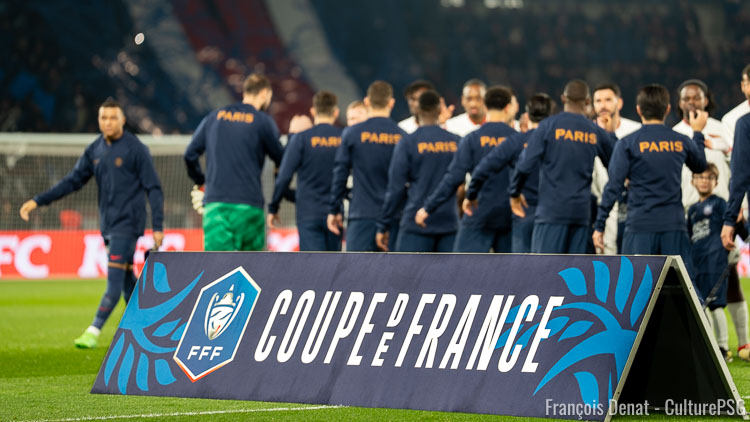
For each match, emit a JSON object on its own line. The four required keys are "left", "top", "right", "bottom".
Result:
{"left": 184, "top": 74, "right": 284, "bottom": 251}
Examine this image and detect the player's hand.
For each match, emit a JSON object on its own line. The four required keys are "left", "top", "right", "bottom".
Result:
{"left": 597, "top": 114, "right": 616, "bottom": 133}
{"left": 689, "top": 110, "right": 708, "bottom": 133}
{"left": 288, "top": 115, "right": 313, "bottom": 134}
{"left": 462, "top": 198, "right": 478, "bottom": 217}
{"left": 327, "top": 213, "right": 343, "bottom": 235}
{"left": 415, "top": 208, "right": 429, "bottom": 228}
{"left": 267, "top": 213, "right": 280, "bottom": 230}
{"left": 519, "top": 112, "right": 530, "bottom": 133}
{"left": 592, "top": 230, "right": 605, "bottom": 254}
{"left": 722, "top": 224, "right": 736, "bottom": 250}
{"left": 190, "top": 185, "right": 205, "bottom": 215}
{"left": 375, "top": 231, "right": 390, "bottom": 252}
{"left": 153, "top": 231, "right": 164, "bottom": 250}
{"left": 19, "top": 199, "right": 38, "bottom": 222}
{"left": 439, "top": 98, "right": 455, "bottom": 125}
{"left": 510, "top": 195, "right": 528, "bottom": 218}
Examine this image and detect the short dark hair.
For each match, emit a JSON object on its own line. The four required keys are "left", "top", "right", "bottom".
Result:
{"left": 99, "top": 99, "right": 123, "bottom": 111}
{"left": 367, "top": 80, "right": 393, "bottom": 109}
{"left": 593, "top": 83, "right": 621, "bottom": 98}
{"left": 463, "top": 78, "right": 486, "bottom": 91}
{"left": 243, "top": 73, "right": 271, "bottom": 95}
{"left": 484, "top": 85, "right": 514, "bottom": 111}
{"left": 743, "top": 64, "right": 750, "bottom": 80}
{"left": 417, "top": 90, "right": 441, "bottom": 115}
{"left": 695, "top": 162, "right": 719, "bottom": 180}
{"left": 563, "top": 79, "right": 590, "bottom": 103}
{"left": 404, "top": 80, "right": 434, "bottom": 98}
{"left": 676, "top": 79, "right": 715, "bottom": 119}
{"left": 313, "top": 91, "right": 337, "bottom": 116}
{"left": 526, "top": 93, "right": 556, "bottom": 123}
{"left": 636, "top": 84, "right": 670, "bottom": 120}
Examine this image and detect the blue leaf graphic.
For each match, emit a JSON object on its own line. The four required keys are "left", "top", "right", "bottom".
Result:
{"left": 136, "top": 353, "right": 149, "bottom": 392}
{"left": 629, "top": 265, "right": 653, "bottom": 327}
{"left": 155, "top": 359, "right": 176, "bottom": 385}
{"left": 153, "top": 262, "right": 171, "bottom": 293}
{"left": 104, "top": 332, "right": 125, "bottom": 386}
{"left": 118, "top": 344, "right": 135, "bottom": 394}
{"left": 559, "top": 268, "right": 587, "bottom": 296}
{"left": 517, "top": 323, "right": 539, "bottom": 349}
{"left": 171, "top": 323, "right": 186, "bottom": 341}
{"left": 546, "top": 316, "right": 569, "bottom": 338}
{"left": 140, "top": 261, "right": 148, "bottom": 293}
{"left": 615, "top": 257, "right": 633, "bottom": 314}
{"left": 593, "top": 261, "right": 610, "bottom": 303}
{"left": 574, "top": 371, "right": 599, "bottom": 407}
{"left": 495, "top": 324, "right": 523, "bottom": 349}
{"left": 152, "top": 319, "right": 180, "bottom": 338}
{"left": 559, "top": 320, "right": 594, "bottom": 342}
{"left": 608, "top": 372, "right": 613, "bottom": 402}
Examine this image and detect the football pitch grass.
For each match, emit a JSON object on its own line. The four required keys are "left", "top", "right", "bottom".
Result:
{"left": 2, "top": 279, "right": 750, "bottom": 422}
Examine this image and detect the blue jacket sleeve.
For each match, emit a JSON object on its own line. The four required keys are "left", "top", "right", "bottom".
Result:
{"left": 510, "top": 124, "right": 545, "bottom": 197}
{"left": 422, "top": 136, "right": 474, "bottom": 214}
{"left": 184, "top": 115, "right": 208, "bottom": 185}
{"left": 329, "top": 128, "right": 353, "bottom": 214}
{"left": 377, "top": 140, "right": 410, "bottom": 233}
{"left": 135, "top": 144, "right": 164, "bottom": 232}
{"left": 467, "top": 134, "right": 522, "bottom": 201}
{"left": 34, "top": 148, "right": 94, "bottom": 206}
{"left": 685, "top": 132, "right": 707, "bottom": 174}
{"left": 596, "top": 127, "right": 617, "bottom": 168}
{"left": 269, "top": 134, "right": 303, "bottom": 214}
{"left": 594, "top": 140, "right": 629, "bottom": 232}
{"left": 262, "top": 117, "right": 284, "bottom": 166}
{"left": 725, "top": 118, "right": 750, "bottom": 225}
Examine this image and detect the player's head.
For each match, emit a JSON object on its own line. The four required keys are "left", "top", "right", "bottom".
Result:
{"left": 593, "top": 83, "right": 623, "bottom": 120}
{"left": 311, "top": 90, "right": 339, "bottom": 121}
{"left": 416, "top": 90, "right": 441, "bottom": 123}
{"left": 526, "top": 93, "right": 556, "bottom": 124}
{"left": 98, "top": 99, "right": 125, "bottom": 140}
{"left": 404, "top": 80, "right": 435, "bottom": 117}
{"left": 485, "top": 85, "right": 518, "bottom": 122}
{"left": 243, "top": 73, "right": 273, "bottom": 111}
{"left": 461, "top": 79, "right": 487, "bottom": 121}
{"left": 677, "top": 79, "right": 714, "bottom": 121}
{"left": 562, "top": 79, "right": 590, "bottom": 109}
{"left": 346, "top": 100, "right": 367, "bottom": 126}
{"left": 636, "top": 84, "right": 671, "bottom": 122}
{"left": 741, "top": 64, "right": 750, "bottom": 100}
{"left": 365, "top": 80, "right": 395, "bottom": 113}
{"left": 692, "top": 163, "right": 719, "bottom": 197}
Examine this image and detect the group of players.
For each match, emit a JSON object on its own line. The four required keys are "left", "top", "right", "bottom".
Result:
{"left": 18, "top": 68, "right": 750, "bottom": 359}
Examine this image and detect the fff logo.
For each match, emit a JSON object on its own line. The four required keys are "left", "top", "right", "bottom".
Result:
{"left": 173, "top": 267, "right": 261, "bottom": 382}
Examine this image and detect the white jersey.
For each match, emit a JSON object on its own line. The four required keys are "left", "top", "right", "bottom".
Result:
{"left": 674, "top": 117, "right": 732, "bottom": 153}
{"left": 591, "top": 117, "right": 641, "bottom": 254}
{"left": 721, "top": 100, "right": 750, "bottom": 142}
{"left": 445, "top": 113, "right": 482, "bottom": 137}
{"left": 673, "top": 119, "right": 731, "bottom": 209}
{"left": 398, "top": 115, "right": 418, "bottom": 134}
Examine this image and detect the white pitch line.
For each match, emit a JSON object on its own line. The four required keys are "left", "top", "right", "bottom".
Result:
{"left": 21, "top": 405, "right": 344, "bottom": 422}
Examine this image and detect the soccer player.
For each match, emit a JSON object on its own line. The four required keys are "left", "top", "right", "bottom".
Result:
{"left": 590, "top": 83, "right": 642, "bottom": 254}
{"left": 376, "top": 90, "right": 460, "bottom": 252}
{"left": 19, "top": 100, "right": 164, "bottom": 349}
{"left": 346, "top": 100, "right": 367, "bottom": 127}
{"left": 721, "top": 64, "right": 750, "bottom": 140}
{"left": 327, "top": 81, "right": 406, "bottom": 251}
{"left": 445, "top": 79, "right": 487, "bottom": 137}
{"left": 464, "top": 93, "right": 556, "bottom": 252}
{"left": 687, "top": 164, "right": 731, "bottom": 359}
{"left": 267, "top": 91, "right": 343, "bottom": 251}
{"left": 184, "top": 73, "right": 283, "bottom": 251}
{"left": 398, "top": 80, "right": 435, "bottom": 134}
{"left": 510, "top": 80, "right": 616, "bottom": 254}
{"left": 416, "top": 86, "right": 518, "bottom": 252}
{"left": 674, "top": 80, "right": 732, "bottom": 210}
{"left": 593, "top": 84, "right": 707, "bottom": 270}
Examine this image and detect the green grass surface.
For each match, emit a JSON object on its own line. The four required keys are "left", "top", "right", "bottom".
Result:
{"left": 2, "top": 279, "right": 750, "bottom": 421}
